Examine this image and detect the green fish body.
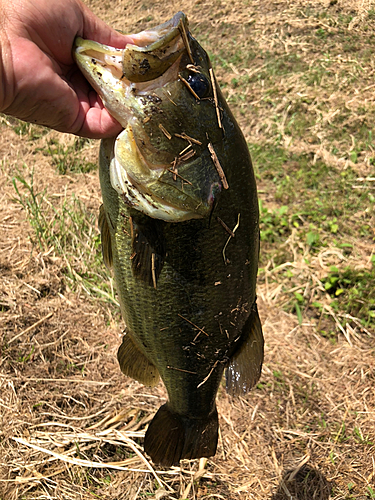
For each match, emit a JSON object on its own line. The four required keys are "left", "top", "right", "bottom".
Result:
{"left": 74, "top": 12, "right": 263, "bottom": 467}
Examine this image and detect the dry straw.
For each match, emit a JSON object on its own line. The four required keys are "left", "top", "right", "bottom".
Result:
{"left": 1, "top": 0, "right": 375, "bottom": 498}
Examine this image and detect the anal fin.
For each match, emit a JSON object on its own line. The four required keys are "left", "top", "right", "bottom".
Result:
{"left": 226, "top": 301, "right": 264, "bottom": 396}
{"left": 117, "top": 332, "right": 160, "bottom": 387}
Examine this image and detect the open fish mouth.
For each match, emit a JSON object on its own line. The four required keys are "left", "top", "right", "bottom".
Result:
{"left": 74, "top": 12, "right": 223, "bottom": 222}
{"left": 74, "top": 12, "right": 189, "bottom": 125}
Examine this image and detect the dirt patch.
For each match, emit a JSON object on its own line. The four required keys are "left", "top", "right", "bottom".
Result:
{"left": 1, "top": 0, "right": 374, "bottom": 499}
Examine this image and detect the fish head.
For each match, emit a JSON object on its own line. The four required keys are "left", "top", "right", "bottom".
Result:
{"left": 74, "top": 12, "right": 225, "bottom": 222}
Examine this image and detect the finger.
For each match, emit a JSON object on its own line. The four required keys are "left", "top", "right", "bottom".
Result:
{"left": 76, "top": 106, "right": 123, "bottom": 139}
{"left": 69, "top": 64, "right": 124, "bottom": 138}
{"left": 88, "top": 90, "right": 103, "bottom": 109}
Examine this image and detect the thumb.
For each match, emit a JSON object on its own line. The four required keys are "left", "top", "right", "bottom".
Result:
{"left": 79, "top": 1, "right": 137, "bottom": 49}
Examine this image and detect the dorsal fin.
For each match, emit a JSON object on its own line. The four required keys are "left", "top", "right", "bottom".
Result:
{"left": 98, "top": 204, "right": 113, "bottom": 270}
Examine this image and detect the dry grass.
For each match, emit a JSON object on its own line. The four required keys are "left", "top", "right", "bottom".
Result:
{"left": 1, "top": 0, "right": 375, "bottom": 499}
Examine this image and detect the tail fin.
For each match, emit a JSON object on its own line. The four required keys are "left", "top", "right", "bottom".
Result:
{"left": 144, "top": 403, "right": 218, "bottom": 467}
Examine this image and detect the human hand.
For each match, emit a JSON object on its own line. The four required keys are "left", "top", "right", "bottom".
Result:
{"left": 0, "top": 0, "right": 135, "bottom": 138}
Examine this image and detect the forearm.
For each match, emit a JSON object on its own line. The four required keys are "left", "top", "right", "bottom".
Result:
{"left": 0, "top": 4, "right": 13, "bottom": 115}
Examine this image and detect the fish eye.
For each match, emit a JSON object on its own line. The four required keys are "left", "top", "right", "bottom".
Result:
{"left": 187, "top": 73, "right": 210, "bottom": 98}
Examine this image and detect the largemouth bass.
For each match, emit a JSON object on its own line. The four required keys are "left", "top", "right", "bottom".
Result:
{"left": 74, "top": 12, "right": 264, "bottom": 467}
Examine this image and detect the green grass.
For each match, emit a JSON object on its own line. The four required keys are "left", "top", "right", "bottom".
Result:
{"left": 252, "top": 137, "right": 375, "bottom": 333}
{"left": 12, "top": 168, "right": 117, "bottom": 305}
{"left": 8, "top": 6, "right": 375, "bottom": 339}
{"left": 42, "top": 137, "right": 97, "bottom": 174}
{"left": 10, "top": 119, "right": 49, "bottom": 141}
{"left": 322, "top": 264, "right": 375, "bottom": 328}
{"left": 3, "top": 117, "right": 97, "bottom": 174}
{"left": 217, "top": 9, "right": 375, "bottom": 337}
{"left": 253, "top": 143, "right": 373, "bottom": 240}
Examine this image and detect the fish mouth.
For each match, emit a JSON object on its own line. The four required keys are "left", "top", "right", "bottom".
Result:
{"left": 74, "top": 13, "right": 220, "bottom": 222}
{"left": 121, "top": 12, "right": 190, "bottom": 83}
{"left": 73, "top": 12, "right": 189, "bottom": 125}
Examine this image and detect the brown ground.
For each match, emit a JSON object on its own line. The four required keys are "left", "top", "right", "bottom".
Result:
{"left": 1, "top": 1, "right": 374, "bottom": 499}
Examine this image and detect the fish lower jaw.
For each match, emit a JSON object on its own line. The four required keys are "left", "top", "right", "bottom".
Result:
{"left": 74, "top": 43, "right": 125, "bottom": 89}
{"left": 109, "top": 157, "right": 201, "bottom": 222}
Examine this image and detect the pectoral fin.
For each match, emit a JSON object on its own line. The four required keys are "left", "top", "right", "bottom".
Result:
{"left": 226, "top": 302, "right": 264, "bottom": 395}
{"left": 99, "top": 205, "right": 113, "bottom": 270}
{"left": 131, "top": 216, "right": 165, "bottom": 288}
{"left": 117, "top": 332, "right": 160, "bottom": 387}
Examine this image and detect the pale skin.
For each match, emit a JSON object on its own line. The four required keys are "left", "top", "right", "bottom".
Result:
{"left": 0, "top": 0, "right": 135, "bottom": 138}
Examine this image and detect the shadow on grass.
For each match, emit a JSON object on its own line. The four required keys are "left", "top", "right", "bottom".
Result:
{"left": 271, "top": 464, "right": 331, "bottom": 500}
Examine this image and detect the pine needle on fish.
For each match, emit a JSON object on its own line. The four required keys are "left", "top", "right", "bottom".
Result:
{"left": 179, "top": 74, "right": 200, "bottom": 100}
{"left": 217, "top": 217, "right": 235, "bottom": 238}
{"left": 175, "top": 132, "right": 202, "bottom": 145}
{"left": 158, "top": 123, "right": 172, "bottom": 140}
{"left": 209, "top": 67, "right": 222, "bottom": 129}
{"left": 208, "top": 142, "right": 229, "bottom": 189}
{"left": 222, "top": 213, "right": 241, "bottom": 264}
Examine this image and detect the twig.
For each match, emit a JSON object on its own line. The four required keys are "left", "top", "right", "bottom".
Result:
{"left": 178, "top": 19, "right": 194, "bottom": 64}
{"left": 209, "top": 67, "right": 222, "bottom": 129}
{"left": 175, "top": 132, "right": 202, "bottom": 145}
{"left": 167, "top": 366, "right": 197, "bottom": 374}
{"left": 179, "top": 74, "right": 200, "bottom": 99}
{"left": 151, "top": 253, "right": 157, "bottom": 289}
{"left": 197, "top": 361, "right": 219, "bottom": 388}
{"left": 13, "top": 437, "right": 142, "bottom": 472}
{"left": 217, "top": 217, "right": 235, "bottom": 237}
{"left": 158, "top": 124, "right": 172, "bottom": 140}
{"left": 1, "top": 374, "right": 112, "bottom": 386}
{"left": 8, "top": 312, "right": 54, "bottom": 344}
{"left": 167, "top": 168, "right": 192, "bottom": 185}
{"left": 178, "top": 313, "right": 208, "bottom": 336}
{"left": 208, "top": 143, "right": 228, "bottom": 189}
{"left": 222, "top": 214, "right": 240, "bottom": 264}
{"left": 179, "top": 149, "right": 196, "bottom": 162}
